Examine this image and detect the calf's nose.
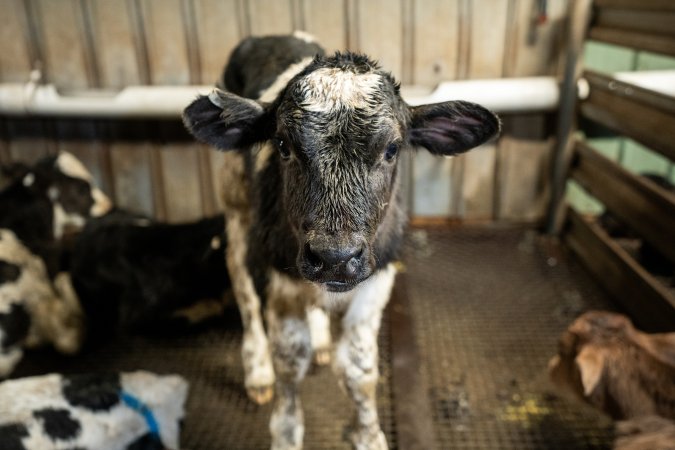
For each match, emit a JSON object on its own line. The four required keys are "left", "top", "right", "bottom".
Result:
{"left": 304, "top": 241, "right": 364, "bottom": 278}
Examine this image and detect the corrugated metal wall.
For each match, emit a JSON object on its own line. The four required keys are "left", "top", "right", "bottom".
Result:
{"left": 0, "top": 0, "right": 568, "bottom": 223}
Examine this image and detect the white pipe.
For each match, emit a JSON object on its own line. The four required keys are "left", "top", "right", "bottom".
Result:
{"left": 0, "top": 83, "right": 213, "bottom": 118}
{"left": 0, "top": 76, "right": 560, "bottom": 118}
{"left": 402, "top": 77, "right": 561, "bottom": 112}
{"left": 0, "top": 71, "right": 672, "bottom": 118}
{"left": 613, "top": 70, "right": 675, "bottom": 97}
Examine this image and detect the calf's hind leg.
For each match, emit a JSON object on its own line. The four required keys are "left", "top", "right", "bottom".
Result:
{"left": 226, "top": 212, "right": 275, "bottom": 404}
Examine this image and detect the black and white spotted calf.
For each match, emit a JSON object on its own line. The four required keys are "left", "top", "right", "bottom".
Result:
{"left": 183, "top": 32, "right": 499, "bottom": 449}
{"left": 0, "top": 229, "right": 84, "bottom": 377}
{"left": 0, "top": 371, "right": 187, "bottom": 450}
{"left": 0, "top": 152, "right": 112, "bottom": 276}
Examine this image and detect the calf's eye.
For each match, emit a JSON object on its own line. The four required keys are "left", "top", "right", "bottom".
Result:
{"left": 275, "top": 138, "right": 291, "bottom": 160}
{"left": 384, "top": 143, "right": 399, "bottom": 161}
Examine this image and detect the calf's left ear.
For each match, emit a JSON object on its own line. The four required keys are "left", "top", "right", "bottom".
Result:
{"left": 409, "top": 101, "right": 500, "bottom": 156}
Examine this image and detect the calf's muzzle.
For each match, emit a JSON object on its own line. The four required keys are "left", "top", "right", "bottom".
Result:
{"left": 299, "top": 233, "right": 370, "bottom": 292}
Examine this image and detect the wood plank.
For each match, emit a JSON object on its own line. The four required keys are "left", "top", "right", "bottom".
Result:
{"left": 595, "top": 9, "right": 675, "bottom": 37}
{"left": 0, "top": 0, "right": 34, "bottom": 81}
{"left": 109, "top": 142, "right": 155, "bottom": 217}
{"left": 247, "top": 0, "right": 294, "bottom": 36}
{"left": 300, "top": 0, "right": 347, "bottom": 54}
{"left": 35, "top": 0, "right": 93, "bottom": 89}
{"left": 412, "top": 151, "right": 454, "bottom": 218}
{"left": 461, "top": 145, "right": 496, "bottom": 220}
{"left": 6, "top": 118, "right": 54, "bottom": 164}
{"left": 192, "top": 0, "right": 242, "bottom": 84}
{"left": 594, "top": 0, "right": 675, "bottom": 11}
{"left": 581, "top": 71, "right": 675, "bottom": 161}
{"left": 160, "top": 144, "right": 204, "bottom": 222}
{"left": 589, "top": 27, "right": 675, "bottom": 57}
{"left": 506, "top": 0, "right": 568, "bottom": 77}
{"left": 571, "top": 140, "right": 675, "bottom": 262}
{"left": 467, "top": 0, "right": 508, "bottom": 79}
{"left": 459, "top": 0, "right": 508, "bottom": 219}
{"left": 411, "top": 0, "right": 460, "bottom": 85}
{"left": 85, "top": 0, "right": 142, "bottom": 88}
{"left": 356, "top": 0, "right": 404, "bottom": 81}
{"left": 389, "top": 274, "right": 436, "bottom": 450}
{"left": 139, "top": 0, "right": 191, "bottom": 85}
{"left": 496, "top": 134, "right": 551, "bottom": 221}
{"left": 564, "top": 207, "right": 675, "bottom": 332}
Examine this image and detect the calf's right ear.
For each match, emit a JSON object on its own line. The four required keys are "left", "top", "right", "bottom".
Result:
{"left": 574, "top": 346, "right": 605, "bottom": 396}
{"left": 182, "top": 89, "right": 272, "bottom": 150}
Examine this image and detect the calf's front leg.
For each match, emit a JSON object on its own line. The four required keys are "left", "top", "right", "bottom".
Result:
{"left": 333, "top": 264, "right": 396, "bottom": 450}
{"left": 267, "top": 270, "right": 314, "bottom": 450}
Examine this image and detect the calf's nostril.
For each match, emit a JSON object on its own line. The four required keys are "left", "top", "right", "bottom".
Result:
{"left": 304, "top": 243, "right": 323, "bottom": 269}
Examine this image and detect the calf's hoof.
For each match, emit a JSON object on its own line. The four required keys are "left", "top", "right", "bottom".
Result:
{"left": 247, "top": 384, "right": 274, "bottom": 404}
{"left": 313, "top": 347, "right": 331, "bottom": 366}
{"left": 349, "top": 426, "right": 388, "bottom": 450}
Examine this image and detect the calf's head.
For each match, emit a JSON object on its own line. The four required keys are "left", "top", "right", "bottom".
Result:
{"left": 184, "top": 53, "right": 499, "bottom": 291}
{"left": 549, "top": 310, "right": 675, "bottom": 419}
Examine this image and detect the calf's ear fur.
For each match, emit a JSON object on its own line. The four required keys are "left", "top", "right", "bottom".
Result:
{"left": 575, "top": 346, "right": 605, "bottom": 396}
{"left": 409, "top": 100, "right": 500, "bottom": 156}
{"left": 183, "top": 89, "right": 272, "bottom": 150}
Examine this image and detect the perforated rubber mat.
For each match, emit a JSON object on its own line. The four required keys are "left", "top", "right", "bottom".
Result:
{"left": 403, "top": 226, "right": 616, "bottom": 449}
{"left": 13, "top": 308, "right": 395, "bottom": 450}
{"left": 12, "top": 226, "right": 617, "bottom": 449}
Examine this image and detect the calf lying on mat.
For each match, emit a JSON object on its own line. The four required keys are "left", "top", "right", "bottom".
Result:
{"left": 0, "top": 371, "right": 188, "bottom": 450}
{"left": 549, "top": 310, "right": 675, "bottom": 450}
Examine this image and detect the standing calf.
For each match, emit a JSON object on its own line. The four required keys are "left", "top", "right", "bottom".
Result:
{"left": 183, "top": 32, "right": 499, "bottom": 449}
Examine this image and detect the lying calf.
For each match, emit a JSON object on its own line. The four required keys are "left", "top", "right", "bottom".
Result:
{"left": 614, "top": 415, "right": 675, "bottom": 450}
{"left": 0, "top": 229, "right": 84, "bottom": 377}
{"left": 0, "top": 152, "right": 112, "bottom": 280}
{"left": 549, "top": 310, "right": 675, "bottom": 420}
{"left": 69, "top": 210, "right": 231, "bottom": 341}
{"left": 0, "top": 370, "right": 188, "bottom": 450}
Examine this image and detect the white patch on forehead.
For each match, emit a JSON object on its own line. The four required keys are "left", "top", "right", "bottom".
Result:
{"left": 56, "top": 152, "right": 93, "bottom": 182}
{"left": 258, "top": 57, "right": 314, "bottom": 103}
{"left": 299, "top": 68, "right": 383, "bottom": 113}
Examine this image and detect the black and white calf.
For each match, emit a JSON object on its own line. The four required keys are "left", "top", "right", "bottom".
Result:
{"left": 0, "top": 371, "right": 188, "bottom": 450}
{"left": 69, "top": 210, "right": 231, "bottom": 341}
{"left": 184, "top": 32, "right": 499, "bottom": 449}
{"left": 0, "top": 229, "right": 84, "bottom": 377}
{"left": 0, "top": 151, "right": 112, "bottom": 276}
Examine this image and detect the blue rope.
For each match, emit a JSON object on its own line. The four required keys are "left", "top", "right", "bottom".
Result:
{"left": 121, "top": 391, "right": 161, "bottom": 438}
